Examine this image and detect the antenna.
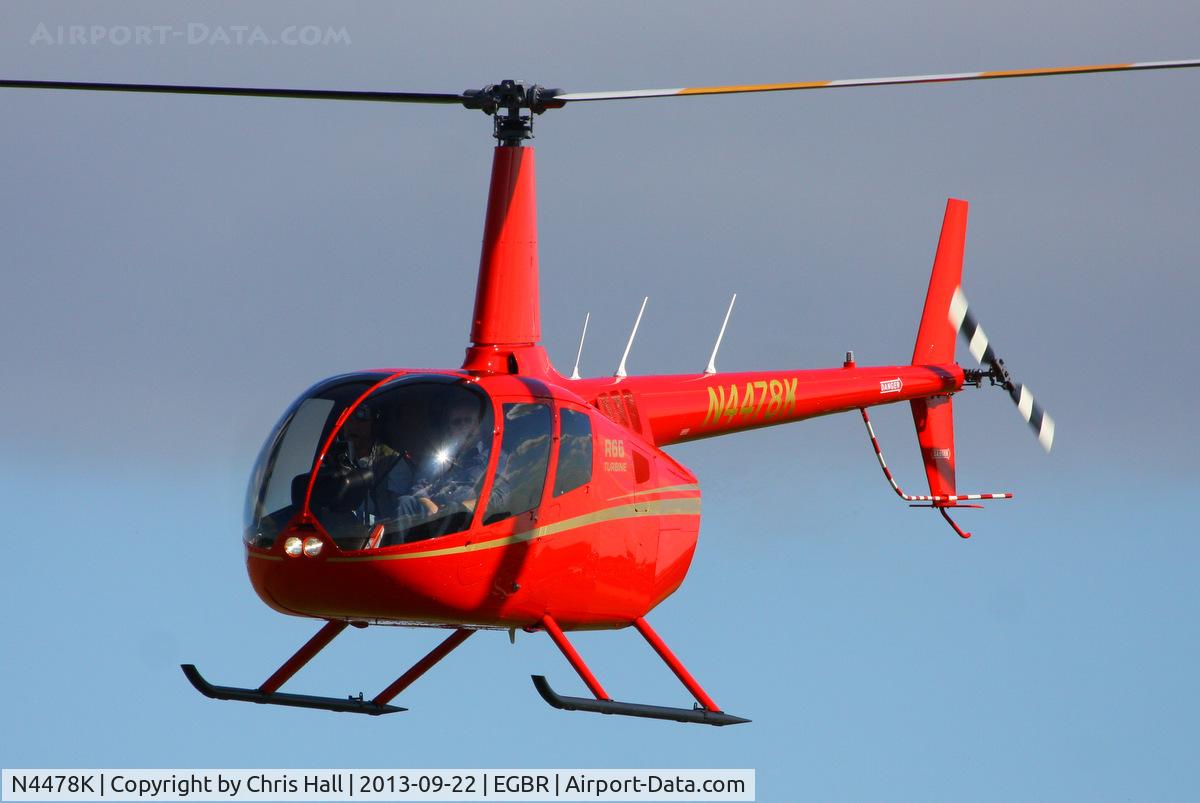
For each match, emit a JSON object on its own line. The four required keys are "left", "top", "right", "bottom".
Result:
{"left": 570, "top": 312, "right": 590, "bottom": 380}
{"left": 704, "top": 294, "right": 737, "bottom": 375}
{"left": 615, "top": 297, "right": 648, "bottom": 378}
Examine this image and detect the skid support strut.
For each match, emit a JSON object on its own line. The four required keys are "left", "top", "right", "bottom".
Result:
{"left": 372, "top": 628, "right": 474, "bottom": 706}
{"left": 182, "top": 623, "right": 474, "bottom": 716}
{"left": 260, "top": 620, "right": 347, "bottom": 693}
{"left": 531, "top": 614, "right": 749, "bottom": 726}
{"left": 632, "top": 617, "right": 721, "bottom": 712}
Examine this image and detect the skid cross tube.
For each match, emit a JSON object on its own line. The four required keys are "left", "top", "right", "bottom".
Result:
{"left": 532, "top": 614, "right": 749, "bottom": 726}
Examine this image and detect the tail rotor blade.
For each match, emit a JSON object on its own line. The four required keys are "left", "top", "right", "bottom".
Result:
{"left": 1009, "top": 383, "right": 1055, "bottom": 453}
{"left": 951, "top": 288, "right": 1056, "bottom": 453}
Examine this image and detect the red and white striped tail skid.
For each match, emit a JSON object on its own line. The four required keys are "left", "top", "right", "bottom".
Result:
{"left": 859, "top": 408, "right": 1013, "bottom": 504}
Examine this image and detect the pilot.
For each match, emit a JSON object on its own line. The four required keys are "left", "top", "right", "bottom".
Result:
{"left": 342, "top": 404, "right": 379, "bottom": 467}
{"left": 333, "top": 404, "right": 410, "bottom": 525}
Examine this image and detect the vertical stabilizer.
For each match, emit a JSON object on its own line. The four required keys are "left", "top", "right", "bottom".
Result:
{"left": 910, "top": 395, "right": 957, "bottom": 502}
{"left": 912, "top": 198, "right": 967, "bottom": 365}
{"left": 910, "top": 199, "right": 968, "bottom": 502}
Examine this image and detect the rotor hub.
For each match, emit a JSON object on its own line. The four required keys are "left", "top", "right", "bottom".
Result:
{"left": 462, "top": 80, "right": 562, "bottom": 145}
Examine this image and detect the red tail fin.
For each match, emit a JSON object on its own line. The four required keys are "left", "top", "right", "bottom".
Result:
{"left": 911, "top": 199, "right": 968, "bottom": 502}
{"left": 910, "top": 395, "right": 957, "bottom": 502}
{"left": 912, "top": 198, "right": 967, "bottom": 365}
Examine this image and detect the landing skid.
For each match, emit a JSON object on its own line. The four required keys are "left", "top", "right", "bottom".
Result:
{"left": 533, "top": 615, "right": 750, "bottom": 727}
{"left": 532, "top": 675, "right": 748, "bottom": 726}
{"left": 181, "top": 621, "right": 473, "bottom": 716}
{"left": 184, "top": 616, "right": 747, "bottom": 725}
{"left": 182, "top": 664, "right": 404, "bottom": 715}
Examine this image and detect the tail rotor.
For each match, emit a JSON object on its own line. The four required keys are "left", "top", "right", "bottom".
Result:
{"left": 950, "top": 288, "right": 1055, "bottom": 452}
{"left": 874, "top": 199, "right": 1054, "bottom": 540}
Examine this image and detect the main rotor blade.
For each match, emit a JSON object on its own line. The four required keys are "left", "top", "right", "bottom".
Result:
{"left": 552, "top": 59, "right": 1200, "bottom": 102}
{"left": 8, "top": 59, "right": 1198, "bottom": 112}
{"left": 0, "top": 79, "right": 466, "bottom": 105}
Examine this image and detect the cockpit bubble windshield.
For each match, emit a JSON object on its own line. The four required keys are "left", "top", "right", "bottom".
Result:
{"left": 309, "top": 377, "right": 495, "bottom": 550}
{"left": 244, "top": 374, "right": 381, "bottom": 548}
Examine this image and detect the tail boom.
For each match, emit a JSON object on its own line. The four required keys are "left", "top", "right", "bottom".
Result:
{"left": 572, "top": 364, "right": 963, "bottom": 448}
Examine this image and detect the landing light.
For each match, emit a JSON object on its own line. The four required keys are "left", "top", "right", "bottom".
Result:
{"left": 303, "top": 536, "right": 323, "bottom": 557}
{"left": 284, "top": 536, "right": 303, "bottom": 558}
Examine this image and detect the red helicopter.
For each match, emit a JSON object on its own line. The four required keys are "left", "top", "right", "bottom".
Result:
{"left": 6, "top": 58, "right": 1197, "bottom": 726}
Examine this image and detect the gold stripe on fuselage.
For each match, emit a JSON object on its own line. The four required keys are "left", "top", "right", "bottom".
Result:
{"left": 607, "top": 483, "right": 701, "bottom": 502}
{"left": 320, "top": 496, "right": 702, "bottom": 563}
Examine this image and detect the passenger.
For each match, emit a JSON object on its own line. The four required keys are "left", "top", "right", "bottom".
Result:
{"left": 397, "top": 398, "right": 491, "bottom": 517}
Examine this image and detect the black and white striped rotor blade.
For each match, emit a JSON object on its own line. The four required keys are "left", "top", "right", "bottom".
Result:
{"left": 1007, "top": 383, "right": 1055, "bottom": 453}
{"left": 949, "top": 288, "right": 1056, "bottom": 453}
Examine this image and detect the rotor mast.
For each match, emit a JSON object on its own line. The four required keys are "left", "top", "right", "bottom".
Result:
{"left": 461, "top": 81, "right": 560, "bottom": 376}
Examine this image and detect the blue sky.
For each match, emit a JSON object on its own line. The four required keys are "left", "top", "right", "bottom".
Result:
{"left": 2, "top": 2, "right": 1198, "bottom": 800}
